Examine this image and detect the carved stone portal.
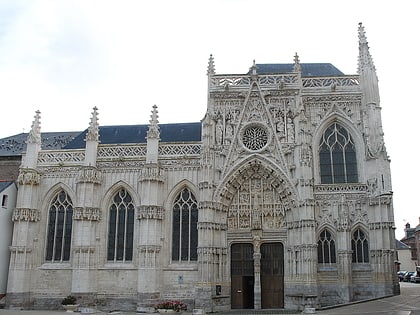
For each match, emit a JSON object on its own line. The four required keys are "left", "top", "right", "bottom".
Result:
{"left": 227, "top": 163, "right": 287, "bottom": 230}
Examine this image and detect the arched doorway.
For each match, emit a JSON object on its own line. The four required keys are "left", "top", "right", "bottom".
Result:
{"left": 231, "top": 243, "right": 254, "bottom": 309}
{"left": 261, "top": 242, "right": 284, "bottom": 308}
{"left": 230, "top": 242, "right": 284, "bottom": 309}
{"left": 222, "top": 160, "right": 291, "bottom": 309}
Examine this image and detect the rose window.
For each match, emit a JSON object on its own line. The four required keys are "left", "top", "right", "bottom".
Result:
{"left": 242, "top": 125, "right": 268, "bottom": 151}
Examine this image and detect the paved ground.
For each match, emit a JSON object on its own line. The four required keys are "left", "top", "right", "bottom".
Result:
{"left": 316, "top": 281, "right": 420, "bottom": 315}
{"left": 1, "top": 282, "right": 419, "bottom": 315}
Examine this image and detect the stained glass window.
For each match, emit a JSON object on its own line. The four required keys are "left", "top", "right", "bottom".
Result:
{"left": 317, "top": 229, "right": 336, "bottom": 264}
{"left": 107, "top": 189, "right": 135, "bottom": 262}
{"left": 351, "top": 229, "right": 369, "bottom": 263}
{"left": 172, "top": 188, "right": 198, "bottom": 262}
{"left": 46, "top": 190, "right": 73, "bottom": 262}
{"left": 319, "top": 123, "right": 358, "bottom": 184}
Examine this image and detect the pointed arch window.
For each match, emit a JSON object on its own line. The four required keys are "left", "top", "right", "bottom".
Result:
{"left": 317, "top": 229, "right": 336, "bottom": 264}
{"left": 46, "top": 190, "right": 73, "bottom": 262}
{"left": 172, "top": 188, "right": 198, "bottom": 262}
{"left": 107, "top": 188, "right": 135, "bottom": 262}
{"left": 319, "top": 122, "right": 358, "bottom": 184}
{"left": 351, "top": 229, "right": 369, "bottom": 263}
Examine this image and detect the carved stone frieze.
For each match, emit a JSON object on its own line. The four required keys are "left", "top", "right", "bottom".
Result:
{"left": 18, "top": 168, "right": 41, "bottom": 185}
{"left": 138, "top": 165, "right": 165, "bottom": 182}
{"left": 370, "top": 249, "right": 394, "bottom": 258}
{"left": 161, "top": 158, "right": 201, "bottom": 168}
{"left": 314, "top": 184, "right": 368, "bottom": 194}
{"left": 286, "top": 219, "right": 316, "bottom": 229}
{"left": 211, "top": 92, "right": 244, "bottom": 101}
{"left": 350, "top": 203, "right": 368, "bottom": 224}
{"left": 73, "top": 207, "right": 101, "bottom": 221}
{"left": 138, "top": 245, "right": 161, "bottom": 253}
{"left": 98, "top": 161, "right": 145, "bottom": 169}
{"left": 77, "top": 166, "right": 103, "bottom": 184}
{"left": 197, "top": 222, "right": 227, "bottom": 230}
{"left": 72, "top": 246, "right": 95, "bottom": 253}
{"left": 303, "top": 94, "right": 361, "bottom": 125}
{"left": 197, "top": 247, "right": 227, "bottom": 255}
{"left": 314, "top": 193, "right": 367, "bottom": 203}
{"left": 137, "top": 205, "right": 164, "bottom": 220}
{"left": 299, "top": 199, "right": 316, "bottom": 207}
{"left": 38, "top": 166, "right": 79, "bottom": 177}
{"left": 226, "top": 167, "right": 289, "bottom": 230}
{"left": 317, "top": 207, "right": 334, "bottom": 227}
{"left": 368, "top": 221, "right": 394, "bottom": 230}
{"left": 9, "top": 246, "right": 32, "bottom": 253}
{"left": 287, "top": 244, "right": 317, "bottom": 252}
{"left": 198, "top": 181, "right": 217, "bottom": 190}
{"left": 12, "top": 208, "right": 40, "bottom": 222}
{"left": 198, "top": 201, "right": 228, "bottom": 212}
{"left": 368, "top": 194, "right": 392, "bottom": 205}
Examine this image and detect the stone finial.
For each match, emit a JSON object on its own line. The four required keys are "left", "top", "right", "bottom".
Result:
{"left": 358, "top": 22, "right": 376, "bottom": 74}
{"left": 207, "top": 54, "right": 215, "bottom": 75}
{"left": 85, "top": 106, "right": 100, "bottom": 142}
{"left": 250, "top": 60, "right": 258, "bottom": 76}
{"left": 293, "top": 52, "right": 301, "bottom": 73}
{"left": 27, "top": 110, "right": 41, "bottom": 145}
{"left": 147, "top": 105, "right": 160, "bottom": 139}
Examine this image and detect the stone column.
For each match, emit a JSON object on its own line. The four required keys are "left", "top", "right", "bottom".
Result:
{"left": 137, "top": 164, "right": 165, "bottom": 309}
{"left": 253, "top": 236, "right": 261, "bottom": 309}
{"left": 7, "top": 169, "right": 41, "bottom": 308}
{"left": 71, "top": 207, "right": 101, "bottom": 299}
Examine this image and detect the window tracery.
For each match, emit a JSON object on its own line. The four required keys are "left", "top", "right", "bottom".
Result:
{"left": 319, "top": 122, "right": 358, "bottom": 184}
{"left": 45, "top": 190, "right": 73, "bottom": 262}
{"left": 242, "top": 124, "right": 269, "bottom": 151}
{"left": 351, "top": 228, "right": 369, "bottom": 263}
{"left": 317, "top": 229, "right": 336, "bottom": 264}
{"left": 172, "top": 188, "right": 198, "bottom": 262}
{"left": 107, "top": 188, "right": 135, "bottom": 262}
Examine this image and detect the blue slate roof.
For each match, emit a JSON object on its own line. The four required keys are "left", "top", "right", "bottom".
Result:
{"left": 0, "top": 181, "right": 15, "bottom": 192}
{"left": 0, "top": 132, "right": 81, "bottom": 156}
{"left": 396, "top": 239, "right": 410, "bottom": 250}
{"left": 253, "top": 63, "right": 344, "bottom": 76}
{"left": 0, "top": 63, "right": 344, "bottom": 156}
{"left": 64, "top": 122, "right": 202, "bottom": 149}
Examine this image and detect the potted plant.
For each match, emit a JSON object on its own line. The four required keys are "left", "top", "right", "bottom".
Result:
{"left": 61, "top": 295, "right": 79, "bottom": 312}
{"left": 155, "top": 300, "right": 187, "bottom": 313}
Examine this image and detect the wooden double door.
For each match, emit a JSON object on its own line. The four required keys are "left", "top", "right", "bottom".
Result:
{"left": 231, "top": 242, "right": 284, "bottom": 309}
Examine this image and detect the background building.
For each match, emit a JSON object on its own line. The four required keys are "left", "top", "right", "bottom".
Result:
{"left": 395, "top": 239, "right": 412, "bottom": 273}
{"left": 400, "top": 220, "right": 420, "bottom": 268}
{"left": 0, "top": 181, "right": 17, "bottom": 299}
{"left": 4, "top": 24, "right": 398, "bottom": 312}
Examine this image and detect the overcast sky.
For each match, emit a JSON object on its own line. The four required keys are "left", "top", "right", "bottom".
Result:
{"left": 0, "top": 0, "right": 418, "bottom": 239}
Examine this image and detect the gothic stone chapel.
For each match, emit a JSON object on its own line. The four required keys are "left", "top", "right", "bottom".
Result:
{"left": 6, "top": 24, "right": 398, "bottom": 312}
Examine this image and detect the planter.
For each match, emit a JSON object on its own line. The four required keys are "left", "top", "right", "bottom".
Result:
{"left": 63, "top": 304, "right": 79, "bottom": 312}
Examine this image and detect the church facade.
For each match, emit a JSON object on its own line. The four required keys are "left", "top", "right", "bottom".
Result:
{"left": 6, "top": 24, "right": 398, "bottom": 312}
